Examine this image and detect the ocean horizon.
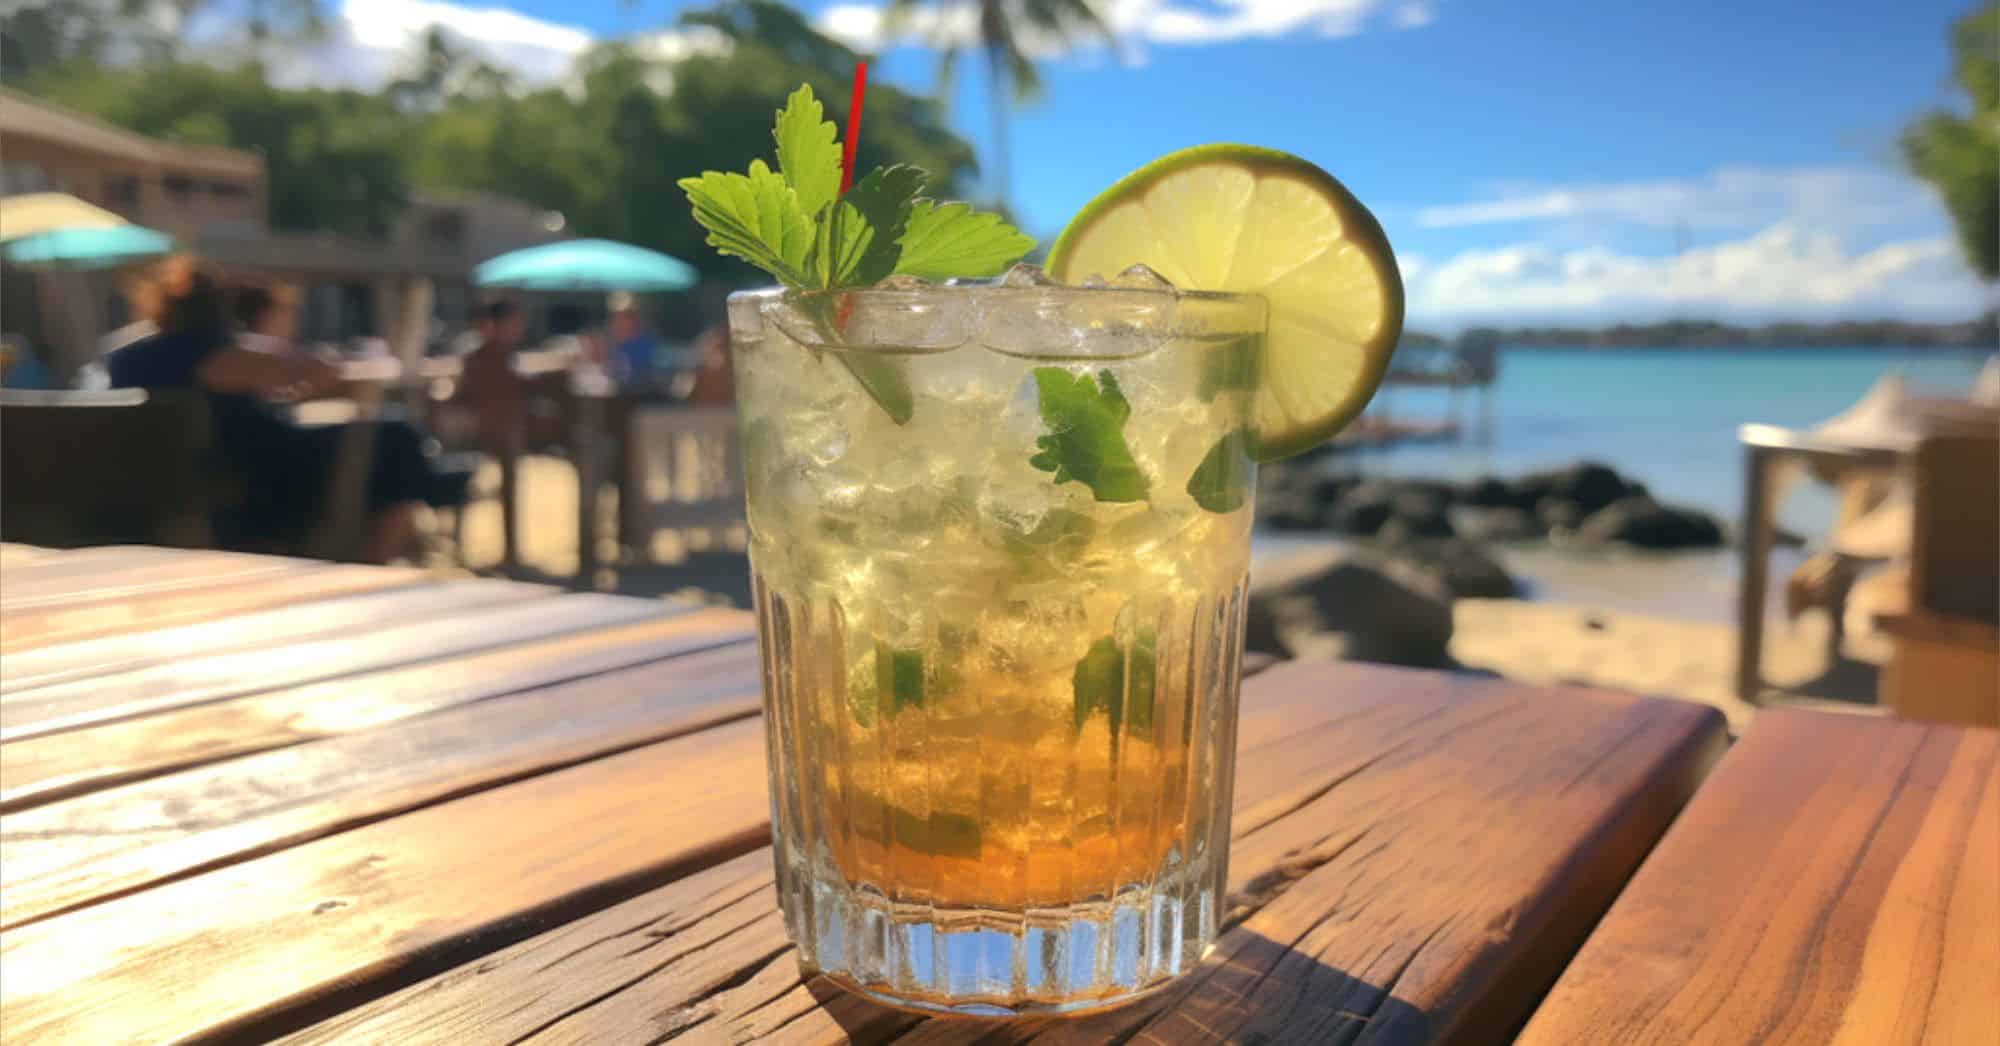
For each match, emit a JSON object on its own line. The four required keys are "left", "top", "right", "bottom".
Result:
{"left": 1303, "top": 345, "right": 1990, "bottom": 540}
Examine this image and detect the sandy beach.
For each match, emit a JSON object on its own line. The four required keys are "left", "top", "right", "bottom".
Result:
{"left": 453, "top": 455, "right": 1884, "bottom": 732}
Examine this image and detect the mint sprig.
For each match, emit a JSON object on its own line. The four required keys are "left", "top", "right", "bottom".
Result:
{"left": 898, "top": 200, "right": 1039, "bottom": 282}
{"left": 678, "top": 83, "right": 1033, "bottom": 292}
{"left": 679, "top": 83, "right": 1033, "bottom": 424}
{"left": 680, "top": 160, "right": 814, "bottom": 287}
{"left": 1073, "top": 629, "right": 1158, "bottom": 733}
{"left": 1029, "top": 368, "right": 1150, "bottom": 503}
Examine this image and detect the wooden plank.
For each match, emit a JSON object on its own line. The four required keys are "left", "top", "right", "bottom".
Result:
{"left": 0, "top": 562, "right": 422, "bottom": 653}
{"left": 282, "top": 663, "right": 1726, "bottom": 1046}
{"left": 1, "top": 578, "right": 540, "bottom": 693}
{"left": 1519, "top": 708, "right": 1999, "bottom": 1046}
{"left": 0, "top": 550, "right": 318, "bottom": 612}
{"left": 0, "top": 608, "right": 755, "bottom": 811}
{"left": 0, "top": 717, "right": 775, "bottom": 1045}
{"left": 0, "top": 543, "right": 53, "bottom": 566}
{"left": 0, "top": 591, "right": 660, "bottom": 741}
{"left": 1, "top": 637, "right": 763, "bottom": 929}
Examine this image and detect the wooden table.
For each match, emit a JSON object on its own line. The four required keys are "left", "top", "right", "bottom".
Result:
{"left": 0, "top": 544, "right": 1747, "bottom": 1043}
{"left": 1734, "top": 423, "right": 1904, "bottom": 702}
{"left": 1520, "top": 708, "right": 1998, "bottom": 1045}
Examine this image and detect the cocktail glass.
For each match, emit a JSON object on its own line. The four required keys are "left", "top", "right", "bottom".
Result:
{"left": 730, "top": 278, "right": 1264, "bottom": 1015}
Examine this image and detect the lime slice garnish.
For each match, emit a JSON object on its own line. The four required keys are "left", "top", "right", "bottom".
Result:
{"left": 1047, "top": 144, "right": 1404, "bottom": 461}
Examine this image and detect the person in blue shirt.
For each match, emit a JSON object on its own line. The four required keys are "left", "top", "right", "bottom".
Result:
{"left": 606, "top": 292, "right": 661, "bottom": 387}
{"left": 106, "top": 263, "right": 443, "bottom": 562}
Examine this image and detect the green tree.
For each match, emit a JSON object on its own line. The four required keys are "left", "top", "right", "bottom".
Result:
{"left": 1, "top": 0, "right": 324, "bottom": 79}
{"left": 1902, "top": 2, "right": 1999, "bottom": 279}
{"left": 30, "top": 61, "right": 408, "bottom": 237}
{"left": 388, "top": 25, "right": 513, "bottom": 112}
{"left": 404, "top": 1, "right": 979, "bottom": 287}
{"left": 886, "top": 0, "right": 1112, "bottom": 208}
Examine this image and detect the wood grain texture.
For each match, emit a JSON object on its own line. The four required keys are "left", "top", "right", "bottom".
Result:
{"left": 1519, "top": 708, "right": 1999, "bottom": 1046}
{"left": 0, "top": 636, "right": 763, "bottom": 928}
{"left": 0, "top": 543, "right": 52, "bottom": 566}
{"left": 0, "top": 608, "right": 756, "bottom": 811}
{"left": 0, "top": 578, "right": 537, "bottom": 693}
{"left": 0, "top": 562, "right": 421, "bottom": 652}
{"left": 0, "top": 717, "right": 775, "bottom": 1044}
{"left": 285, "top": 663, "right": 1726, "bottom": 1046}
{"left": 0, "top": 590, "right": 657, "bottom": 741}
{"left": 0, "top": 550, "right": 319, "bottom": 612}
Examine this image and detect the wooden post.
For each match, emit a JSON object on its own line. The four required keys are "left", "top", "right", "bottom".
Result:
{"left": 573, "top": 383, "right": 603, "bottom": 586}
{"left": 1735, "top": 444, "right": 1771, "bottom": 702}
{"left": 500, "top": 408, "right": 522, "bottom": 572}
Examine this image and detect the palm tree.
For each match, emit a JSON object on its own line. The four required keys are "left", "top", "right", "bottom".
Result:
{"left": 886, "top": 0, "right": 1113, "bottom": 210}
{"left": 1901, "top": 2, "right": 1998, "bottom": 280}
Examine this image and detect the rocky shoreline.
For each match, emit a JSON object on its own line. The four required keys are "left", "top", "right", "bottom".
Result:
{"left": 1261, "top": 459, "right": 1729, "bottom": 550}
{"left": 1246, "top": 460, "right": 1736, "bottom": 669}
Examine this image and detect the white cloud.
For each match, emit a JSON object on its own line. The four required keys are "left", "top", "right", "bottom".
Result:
{"left": 193, "top": 0, "right": 725, "bottom": 92}
{"left": 816, "top": 0, "right": 1436, "bottom": 55}
{"left": 1402, "top": 224, "right": 1994, "bottom": 326}
{"left": 1416, "top": 167, "right": 1935, "bottom": 234}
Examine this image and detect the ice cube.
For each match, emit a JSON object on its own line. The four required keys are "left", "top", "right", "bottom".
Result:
{"left": 1111, "top": 263, "right": 1175, "bottom": 291}
{"left": 874, "top": 273, "right": 931, "bottom": 291}
{"left": 1080, "top": 274, "right": 1108, "bottom": 289}
{"left": 998, "top": 262, "right": 1057, "bottom": 287}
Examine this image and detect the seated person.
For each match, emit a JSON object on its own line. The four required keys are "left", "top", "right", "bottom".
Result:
{"left": 451, "top": 300, "right": 572, "bottom": 451}
{"left": 106, "top": 261, "right": 445, "bottom": 563}
{"left": 233, "top": 282, "right": 307, "bottom": 357}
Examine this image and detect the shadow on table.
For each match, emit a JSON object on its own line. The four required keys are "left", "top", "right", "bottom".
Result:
{"left": 802, "top": 927, "right": 1429, "bottom": 1044}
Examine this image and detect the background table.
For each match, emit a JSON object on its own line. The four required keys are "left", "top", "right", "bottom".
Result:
{"left": 1520, "top": 707, "right": 1998, "bottom": 1045}
{"left": 0, "top": 545, "right": 1730, "bottom": 1044}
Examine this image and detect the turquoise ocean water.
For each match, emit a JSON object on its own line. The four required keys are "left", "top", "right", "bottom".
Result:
{"left": 1316, "top": 347, "right": 1990, "bottom": 540}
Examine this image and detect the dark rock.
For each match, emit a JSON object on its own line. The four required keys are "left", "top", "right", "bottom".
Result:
{"left": 1575, "top": 496, "right": 1726, "bottom": 549}
{"left": 1392, "top": 489, "right": 1451, "bottom": 521}
{"left": 1242, "top": 588, "right": 1291, "bottom": 657}
{"left": 1513, "top": 460, "right": 1638, "bottom": 514}
{"left": 1330, "top": 482, "right": 1399, "bottom": 536}
{"left": 1464, "top": 475, "right": 1521, "bottom": 508}
{"left": 1457, "top": 506, "right": 1545, "bottom": 542}
{"left": 1395, "top": 479, "right": 1465, "bottom": 508}
{"left": 1391, "top": 538, "right": 1521, "bottom": 599}
{"left": 1257, "top": 469, "right": 1360, "bottom": 531}
{"left": 1379, "top": 507, "right": 1456, "bottom": 544}
{"left": 1270, "top": 555, "right": 1455, "bottom": 667}
{"left": 1537, "top": 497, "right": 1585, "bottom": 533}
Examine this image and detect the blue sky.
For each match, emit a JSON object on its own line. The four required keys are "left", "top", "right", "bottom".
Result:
{"left": 280, "top": 0, "right": 1993, "bottom": 327}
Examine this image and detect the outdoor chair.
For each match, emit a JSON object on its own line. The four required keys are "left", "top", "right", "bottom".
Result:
{"left": 0, "top": 388, "right": 226, "bottom": 549}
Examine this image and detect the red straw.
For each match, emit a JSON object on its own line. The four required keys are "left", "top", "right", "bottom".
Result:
{"left": 841, "top": 61, "right": 868, "bottom": 195}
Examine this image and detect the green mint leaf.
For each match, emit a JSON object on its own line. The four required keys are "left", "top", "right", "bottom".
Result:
{"left": 1028, "top": 368, "right": 1151, "bottom": 503}
{"left": 1187, "top": 429, "right": 1252, "bottom": 513}
{"left": 895, "top": 199, "right": 1037, "bottom": 280}
{"left": 678, "top": 159, "right": 814, "bottom": 286}
{"left": 850, "top": 803, "right": 983, "bottom": 859}
{"left": 773, "top": 83, "right": 841, "bottom": 218}
{"left": 793, "top": 293, "right": 917, "bottom": 424}
{"left": 876, "top": 641, "right": 926, "bottom": 714}
{"left": 1073, "top": 629, "right": 1158, "bottom": 733}
{"left": 1197, "top": 333, "right": 1262, "bottom": 401}
{"left": 836, "top": 355, "right": 914, "bottom": 423}
{"left": 814, "top": 164, "right": 926, "bottom": 288}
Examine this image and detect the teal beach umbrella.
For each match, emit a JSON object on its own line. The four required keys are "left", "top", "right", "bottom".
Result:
{"left": 3, "top": 225, "right": 175, "bottom": 270}
{"left": 473, "top": 238, "right": 698, "bottom": 292}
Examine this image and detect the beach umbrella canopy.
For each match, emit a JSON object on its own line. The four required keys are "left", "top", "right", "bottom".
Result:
{"left": 3, "top": 225, "right": 175, "bottom": 270}
{"left": 473, "top": 238, "right": 698, "bottom": 292}
{"left": 0, "top": 192, "right": 128, "bottom": 242}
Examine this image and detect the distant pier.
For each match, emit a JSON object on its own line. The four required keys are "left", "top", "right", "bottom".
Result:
{"left": 1340, "top": 331, "right": 1500, "bottom": 450}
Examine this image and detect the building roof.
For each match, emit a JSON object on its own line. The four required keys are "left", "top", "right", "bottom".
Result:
{"left": 0, "top": 88, "right": 263, "bottom": 180}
